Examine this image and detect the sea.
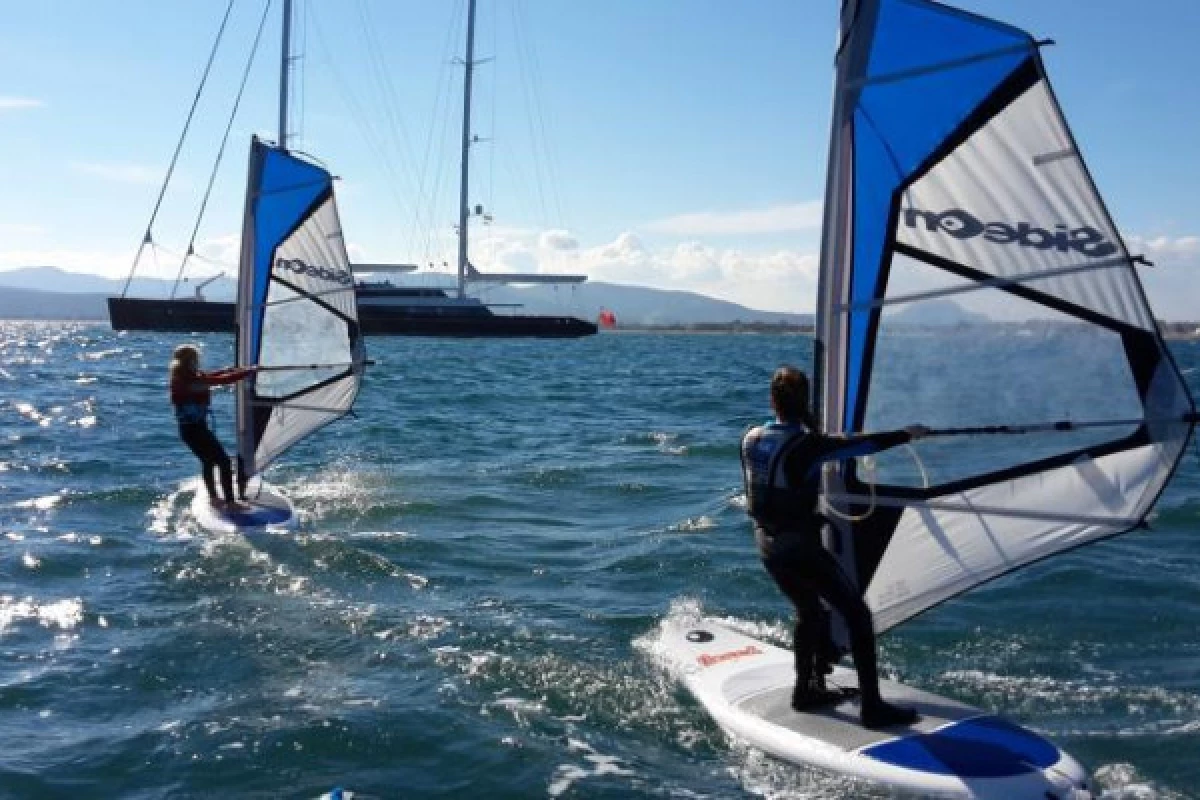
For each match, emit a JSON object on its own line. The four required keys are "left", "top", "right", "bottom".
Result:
{"left": 1, "top": 321, "right": 1197, "bottom": 799}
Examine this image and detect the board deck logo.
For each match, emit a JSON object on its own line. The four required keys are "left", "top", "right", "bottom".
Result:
{"left": 903, "top": 208, "right": 1118, "bottom": 259}
{"left": 696, "top": 645, "right": 762, "bottom": 668}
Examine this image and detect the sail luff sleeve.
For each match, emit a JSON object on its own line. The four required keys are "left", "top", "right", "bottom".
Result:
{"left": 235, "top": 139, "right": 267, "bottom": 477}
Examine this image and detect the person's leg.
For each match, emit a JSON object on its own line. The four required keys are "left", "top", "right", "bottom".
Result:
{"left": 180, "top": 425, "right": 219, "bottom": 500}
{"left": 765, "top": 542, "right": 846, "bottom": 710}
{"left": 806, "top": 547, "right": 917, "bottom": 728}
{"left": 191, "top": 426, "right": 236, "bottom": 504}
{"left": 204, "top": 430, "right": 236, "bottom": 504}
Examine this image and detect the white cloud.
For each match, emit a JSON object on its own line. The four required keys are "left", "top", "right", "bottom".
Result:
{"left": 0, "top": 96, "right": 43, "bottom": 111}
{"left": 460, "top": 225, "right": 817, "bottom": 312}
{"left": 70, "top": 162, "right": 161, "bottom": 185}
{"left": 0, "top": 223, "right": 47, "bottom": 238}
{"left": 1126, "top": 233, "right": 1200, "bottom": 321}
{"left": 539, "top": 229, "right": 578, "bottom": 251}
{"left": 644, "top": 201, "right": 823, "bottom": 236}
{"left": 1129, "top": 234, "right": 1200, "bottom": 260}
{"left": 191, "top": 233, "right": 240, "bottom": 268}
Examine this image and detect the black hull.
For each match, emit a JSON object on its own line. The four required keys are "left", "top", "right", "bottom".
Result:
{"left": 106, "top": 297, "right": 597, "bottom": 338}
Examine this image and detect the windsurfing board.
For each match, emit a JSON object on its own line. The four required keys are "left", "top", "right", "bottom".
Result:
{"left": 657, "top": 617, "right": 1092, "bottom": 800}
{"left": 190, "top": 480, "right": 297, "bottom": 534}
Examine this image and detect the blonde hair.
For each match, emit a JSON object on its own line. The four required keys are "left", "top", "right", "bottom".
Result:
{"left": 169, "top": 344, "right": 200, "bottom": 381}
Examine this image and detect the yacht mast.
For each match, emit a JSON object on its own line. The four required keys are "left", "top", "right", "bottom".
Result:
{"left": 279, "top": 0, "right": 293, "bottom": 150}
{"left": 455, "top": 0, "right": 478, "bottom": 299}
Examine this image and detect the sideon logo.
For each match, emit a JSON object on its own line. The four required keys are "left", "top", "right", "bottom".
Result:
{"left": 903, "top": 208, "right": 1118, "bottom": 259}
{"left": 275, "top": 257, "right": 354, "bottom": 287}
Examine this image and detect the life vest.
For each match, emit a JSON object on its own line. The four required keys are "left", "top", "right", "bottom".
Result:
{"left": 741, "top": 422, "right": 819, "bottom": 533}
{"left": 170, "top": 371, "right": 211, "bottom": 425}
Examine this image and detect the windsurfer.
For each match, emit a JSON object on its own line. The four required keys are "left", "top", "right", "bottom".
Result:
{"left": 740, "top": 365, "right": 926, "bottom": 729}
{"left": 169, "top": 344, "right": 257, "bottom": 510}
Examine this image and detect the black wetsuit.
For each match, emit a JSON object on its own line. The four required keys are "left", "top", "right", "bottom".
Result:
{"left": 740, "top": 422, "right": 911, "bottom": 711}
{"left": 171, "top": 369, "right": 243, "bottom": 503}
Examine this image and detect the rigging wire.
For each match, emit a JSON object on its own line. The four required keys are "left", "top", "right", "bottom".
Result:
{"left": 510, "top": 1, "right": 550, "bottom": 226}
{"left": 170, "top": 0, "right": 273, "bottom": 300}
{"left": 306, "top": 4, "right": 420, "bottom": 246}
{"left": 418, "top": 0, "right": 470, "bottom": 272}
{"left": 512, "top": 0, "right": 568, "bottom": 229}
{"left": 122, "top": 0, "right": 237, "bottom": 298}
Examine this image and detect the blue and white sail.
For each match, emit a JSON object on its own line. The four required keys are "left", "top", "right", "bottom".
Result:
{"left": 815, "top": 0, "right": 1196, "bottom": 633}
{"left": 235, "top": 137, "right": 366, "bottom": 483}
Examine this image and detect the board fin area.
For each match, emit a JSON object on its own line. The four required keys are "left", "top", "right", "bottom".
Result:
{"left": 646, "top": 615, "right": 1092, "bottom": 799}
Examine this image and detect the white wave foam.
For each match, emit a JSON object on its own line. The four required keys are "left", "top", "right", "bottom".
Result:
{"left": 0, "top": 595, "right": 84, "bottom": 634}
{"left": 147, "top": 480, "right": 201, "bottom": 539}
{"left": 81, "top": 348, "right": 124, "bottom": 361}
{"left": 651, "top": 431, "right": 688, "bottom": 456}
{"left": 547, "top": 738, "right": 635, "bottom": 797}
{"left": 14, "top": 493, "right": 63, "bottom": 511}
{"left": 1092, "top": 762, "right": 1186, "bottom": 799}
{"left": 670, "top": 515, "right": 716, "bottom": 533}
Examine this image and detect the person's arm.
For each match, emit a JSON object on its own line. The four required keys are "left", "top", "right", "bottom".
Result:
{"left": 197, "top": 366, "right": 257, "bottom": 386}
{"left": 799, "top": 425, "right": 929, "bottom": 481}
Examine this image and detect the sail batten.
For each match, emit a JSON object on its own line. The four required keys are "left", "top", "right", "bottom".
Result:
{"left": 815, "top": 0, "right": 1195, "bottom": 635}
{"left": 235, "top": 137, "right": 365, "bottom": 481}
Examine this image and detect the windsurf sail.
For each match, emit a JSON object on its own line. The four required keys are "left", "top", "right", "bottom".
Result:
{"left": 814, "top": 0, "right": 1196, "bottom": 633}
{"left": 234, "top": 137, "right": 366, "bottom": 485}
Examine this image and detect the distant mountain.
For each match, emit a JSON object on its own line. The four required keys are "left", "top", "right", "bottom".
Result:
{"left": 0, "top": 267, "right": 812, "bottom": 327}
{"left": 0, "top": 286, "right": 109, "bottom": 320}
{"left": 888, "top": 298, "right": 990, "bottom": 327}
{"left": 477, "top": 281, "right": 812, "bottom": 327}
{"left": 0, "top": 266, "right": 236, "bottom": 301}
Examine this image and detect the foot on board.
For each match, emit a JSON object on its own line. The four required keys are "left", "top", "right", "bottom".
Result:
{"left": 861, "top": 700, "right": 919, "bottom": 729}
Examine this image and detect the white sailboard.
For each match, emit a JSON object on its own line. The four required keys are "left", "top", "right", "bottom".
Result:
{"left": 192, "top": 136, "right": 366, "bottom": 533}
{"left": 655, "top": 617, "right": 1090, "bottom": 800}
{"left": 191, "top": 479, "right": 295, "bottom": 534}
{"left": 660, "top": 0, "right": 1197, "bottom": 796}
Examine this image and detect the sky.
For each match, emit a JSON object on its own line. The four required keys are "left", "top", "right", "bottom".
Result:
{"left": 0, "top": 0, "right": 1197, "bottom": 318}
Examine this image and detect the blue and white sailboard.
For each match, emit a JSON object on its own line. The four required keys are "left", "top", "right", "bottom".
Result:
{"left": 193, "top": 138, "right": 366, "bottom": 533}
{"left": 659, "top": 0, "right": 1197, "bottom": 797}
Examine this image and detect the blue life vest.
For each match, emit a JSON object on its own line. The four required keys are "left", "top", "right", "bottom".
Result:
{"left": 741, "top": 422, "right": 819, "bottom": 532}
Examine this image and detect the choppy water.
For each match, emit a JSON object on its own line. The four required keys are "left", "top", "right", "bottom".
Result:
{"left": 1, "top": 321, "right": 1197, "bottom": 799}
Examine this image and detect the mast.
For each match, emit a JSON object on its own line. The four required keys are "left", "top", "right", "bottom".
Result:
{"left": 278, "top": 0, "right": 293, "bottom": 150}
{"left": 455, "top": 0, "right": 478, "bottom": 299}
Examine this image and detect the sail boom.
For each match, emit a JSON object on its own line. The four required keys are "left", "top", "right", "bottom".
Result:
{"left": 251, "top": 401, "right": 357, "bottom": 414}
{"left": 827, "top": 494, "right": 1141, "bottom": 527}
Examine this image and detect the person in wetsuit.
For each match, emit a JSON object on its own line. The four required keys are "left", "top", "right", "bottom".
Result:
{"left": 740, "top": 365, "right": 927, "bottom": 729}
{"left": 169, "top": 344, "right": 256, "bottom": 509}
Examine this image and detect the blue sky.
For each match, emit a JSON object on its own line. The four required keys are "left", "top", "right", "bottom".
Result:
{"left": 0, "top": 0, "right": 1197, "bottom": 317}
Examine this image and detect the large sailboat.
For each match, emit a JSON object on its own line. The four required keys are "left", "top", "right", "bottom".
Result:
{"left": 108, "top": 0, "right": 595, "bottom": 338}
{"left": 657, "top": 0, "right": 1197, "bottom": 796}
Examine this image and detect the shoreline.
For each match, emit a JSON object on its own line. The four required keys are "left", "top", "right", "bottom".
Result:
{"left": 3, "top": 318, "right": 1199, "bottom": 341}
